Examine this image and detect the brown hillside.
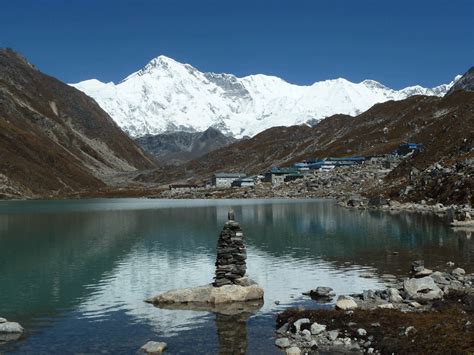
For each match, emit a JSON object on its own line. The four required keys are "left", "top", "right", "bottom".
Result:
{"left": 0, "top": 49, "right": 156, "bottom": 198}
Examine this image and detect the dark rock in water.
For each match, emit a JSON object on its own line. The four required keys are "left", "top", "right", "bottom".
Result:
{"left": 214, "top": 212, "right": 247, "bottom": 287}
{"left": 304, "top": 287, "right": 336, "bottom": 301}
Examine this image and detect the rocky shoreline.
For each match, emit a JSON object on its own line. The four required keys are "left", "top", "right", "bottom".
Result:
{"left": 274, "top": 261, "right": 474, "bottom": 354}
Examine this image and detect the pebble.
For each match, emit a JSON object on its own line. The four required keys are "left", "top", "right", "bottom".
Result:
{"left": 357, "top": 328, "right": 367, "bottom": 336}
{"left": 452, "top": 268, "right": 466, "bottom": 276}
{"left": 310, "top": 322, "right": 326, "bottom": 335}
{"left": 301, "top": 329, "right": 312, "bottom": 342}
{"left": 415, "top": 268, "right": 433, "bottom": 277}
{"left": 286, "top": 346, "right": 302, "bottom": 355}
{"left": 277, "top": 323, "right": 289, "bottom": 334}
{"left": 327, "top": 330, "right": 339, "bottom": 341}
{"left": 293, "top": 318, "right": 310, "bottom": 332}
{"left": 378, "top": 303, "right": 394, "bottom": 309}
{"left": 405, "top": 326, "right": 417, "bottom": 336}
{"left": 275, "top": 337, "right": 291, "bottom": 348}
{"left": 388, "top": 288, "right": 403, "bottom": 303}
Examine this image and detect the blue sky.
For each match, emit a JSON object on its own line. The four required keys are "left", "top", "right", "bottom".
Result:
{"left": 1, "top": 0, "right": 472, "bottom": 88}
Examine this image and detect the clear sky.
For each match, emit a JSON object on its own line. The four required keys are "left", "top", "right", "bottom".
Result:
{"left": 1, "top": 0, "right": 472, "bottom": 89}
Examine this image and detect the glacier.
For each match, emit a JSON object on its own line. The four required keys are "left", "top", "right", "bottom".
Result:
{"left": 71, "top": 55, "right": 458, "bottom": 138}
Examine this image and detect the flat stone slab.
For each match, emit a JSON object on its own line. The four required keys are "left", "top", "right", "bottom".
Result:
{"left": 146, "top": 283, "right": 264, "bottom": 305}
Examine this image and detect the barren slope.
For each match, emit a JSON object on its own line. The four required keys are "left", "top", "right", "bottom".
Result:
{"left": 0, "top": 49, "right": 156, "bottom": 198}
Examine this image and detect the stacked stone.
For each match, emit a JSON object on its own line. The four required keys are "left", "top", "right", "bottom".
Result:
{"left": 213, "top": 210, "right": 247, "bottom": 287}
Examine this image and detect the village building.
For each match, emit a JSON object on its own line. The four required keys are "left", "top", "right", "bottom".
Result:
{"left": 294, "top": 156, "right": 366, "bottom": 171}
{"left": 231, "top": 177, "right": 255, "bottom": 188}
{"left": 266, "top": 167, "right": 304, "bottom": 186}
{"left": 396, "top": 143, "right": 424, "bottom": 156}
{"left": 212, "top": 173, "right": 247, "bottom": 188}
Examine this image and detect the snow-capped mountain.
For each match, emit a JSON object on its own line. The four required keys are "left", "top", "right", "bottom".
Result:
{"left": 71, "top": 56, "right": 458, "bottom": 138}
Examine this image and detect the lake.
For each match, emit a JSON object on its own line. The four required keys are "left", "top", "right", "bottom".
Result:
{"left": 0, "top": 199, "right": 472, "bottom": 353}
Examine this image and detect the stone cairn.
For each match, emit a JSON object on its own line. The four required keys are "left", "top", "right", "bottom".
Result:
{"left": 213, "top": 210, "right": 247, "bottom": 287}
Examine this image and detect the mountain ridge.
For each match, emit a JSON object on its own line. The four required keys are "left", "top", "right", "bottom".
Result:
{"left": 0, "top": 48, "right": 156, "bottom": 198}
{"left": 71, "top": 55, "right": 458, "bottom": 138}
{"left": 135, "top": 127, "right": 237, "bottom": 165}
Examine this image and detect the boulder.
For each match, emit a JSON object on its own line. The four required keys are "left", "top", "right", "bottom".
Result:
{"left": 146, "top": 283, "right": 264, "bottom": 305}
{"left": 403, "top": 277, "right": 443, "bottom": 301}
{"left": 0, "top": 320, "right": 23, "bottom": 342}
{"left": 430, "top": 271, "right": 454, "bottom": 285}
{"left": 0, "top": 321, "right": 23, "bottom": 334}
{"left": 336, "top": 296, "right": 358, "bottom": 310}
{"left": 140, "top": 341, "right": 167, "bottom": 354}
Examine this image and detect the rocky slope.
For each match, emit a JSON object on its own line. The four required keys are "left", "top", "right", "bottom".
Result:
{"left": 0, "top": 49, "right": 156, "bottom": 199}
{"left": 71, "top": 55, "right": 458, "bottom": 138}
{"left": 447, "top": 66, "right": 474, "bottom": 94}
{"left": 135, "top": 127, "right": 236, "bottom": 165}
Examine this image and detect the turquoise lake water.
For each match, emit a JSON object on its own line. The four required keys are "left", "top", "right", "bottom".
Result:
{"left": 0, "top": 198, "right": 472, "bottom": 353}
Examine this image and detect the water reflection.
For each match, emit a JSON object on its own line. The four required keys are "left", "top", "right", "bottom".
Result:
{"left": 0, "top": 199, "right": 473, "bottom": 353}
{"left": 156, "top": 301, "right": 263, "bottom": 355}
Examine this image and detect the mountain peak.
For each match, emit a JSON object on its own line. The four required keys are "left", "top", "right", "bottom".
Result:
{"left": 122, "top": 55, "right": 188, "bottom": 82}
{"left": 149, "top": 54, "right": 181, "bottom": 67}
{"left": 361, "top": 79, "right": 389, "bottom": 90}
